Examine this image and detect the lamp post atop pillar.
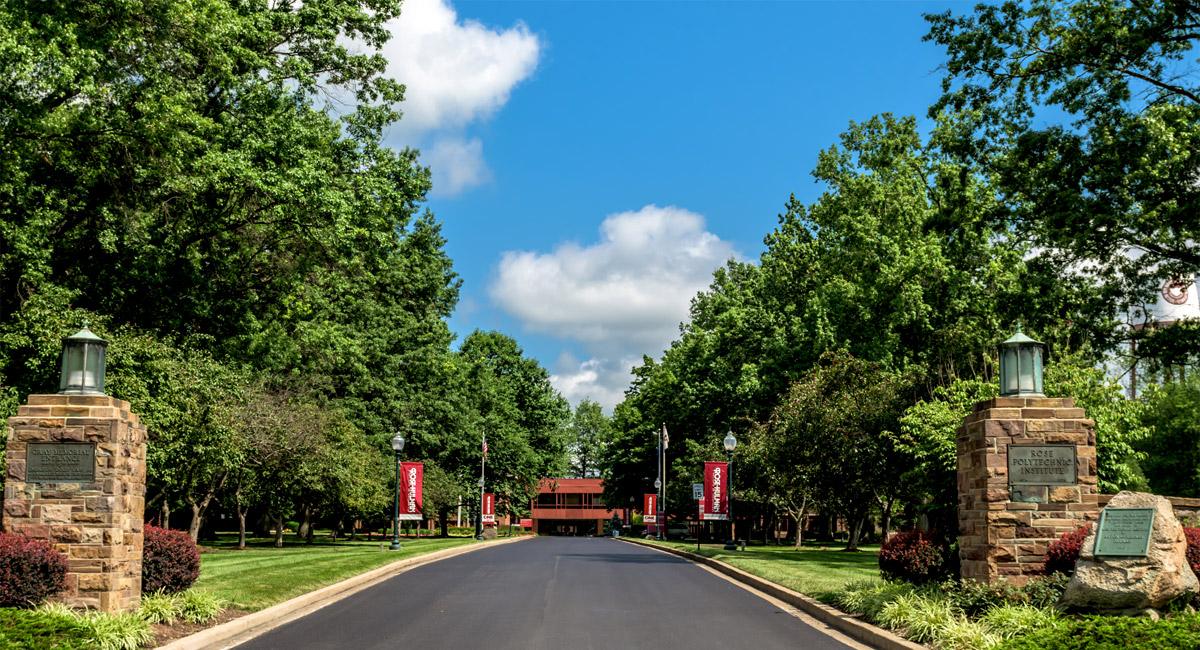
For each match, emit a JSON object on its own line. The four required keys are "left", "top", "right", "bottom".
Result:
{"left": 389, "top": 432, "right": 405, "bottom": 551}
{"left": 999, "top": 326, "right": 1044, "bottom": 397}
{"left": 723, "top": 431, "right": 738, "bottom": 551}
{"left": 58, "top": 323, "right": 108, "bottom": 395}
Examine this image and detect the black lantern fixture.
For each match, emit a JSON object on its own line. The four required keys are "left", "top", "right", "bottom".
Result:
{"left": 58, "top": 323, "right": 108, "bottom": 396}
{"left": 999, "top": 326, "right": 1044, "bottom": 397}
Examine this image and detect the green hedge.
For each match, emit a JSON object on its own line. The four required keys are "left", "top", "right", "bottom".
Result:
{"left": 0, "top": 608, "right": 92, "bottom": 650}
{"left": 999, "top": 613, "right": 1200, "bottom": 650}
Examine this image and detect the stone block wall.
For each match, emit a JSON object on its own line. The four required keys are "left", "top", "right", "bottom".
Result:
{"left": 4, "top": 395, "right": 147, "bottom": 611}
{"left": 957, "top": 397, "right": 1099, "bottom": 585}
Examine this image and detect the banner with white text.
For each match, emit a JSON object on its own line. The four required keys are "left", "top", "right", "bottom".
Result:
{"left": 482, "top": 492, "right": 496, "bottom": 524}
{"left": 398, "top": 462, "right": 423, "bottom": 520}
{"left": 703, "top": 462, "right": 727, "bottom": 521}
{"left": 643, "top": 493, "right": 658, "bottom": 524}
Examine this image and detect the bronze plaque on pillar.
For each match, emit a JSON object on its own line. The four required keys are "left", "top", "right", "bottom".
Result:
{"left": 1008, "top": 444, "right": 1076, "bottom": 485}
{"left": 27, "top": 443, "right": 95, "bottom": 482}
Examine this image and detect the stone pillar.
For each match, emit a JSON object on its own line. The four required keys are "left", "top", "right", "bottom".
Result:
{"left": 4, "top": 395, "right": 147, "bottom": 611}
{"left": 957, "top": 396, "right": 1099, "bottom": 585}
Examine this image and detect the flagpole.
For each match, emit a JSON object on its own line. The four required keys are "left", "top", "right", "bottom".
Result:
{"left": 662, "top": 424, "right": 668, "bottom": 540}
{"left": 656, "top": 428, "right": 662, "bottom": 541}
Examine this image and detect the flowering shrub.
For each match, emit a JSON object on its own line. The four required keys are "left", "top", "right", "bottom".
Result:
{"left": 879, "top": 531, "right": 951, "bottom": 584}
{"left": 142, "top": 526, "right": 200, "bottom": 594}
{"left": 1044, "top": 524, "right": 1092, "bottom": 576}
{"left": 0, "top": 533, "right": 69, "bottom": 608}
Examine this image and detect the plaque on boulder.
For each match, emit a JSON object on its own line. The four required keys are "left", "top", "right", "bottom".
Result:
{"left": 1060, "top": 491, "right": 1199, "bottom": 613}
{"left": 26, "top": 443, "right": 95, "bottom": 483}
{"left": 1008, "top": 444, "right": 1076, "bottom": 485}
{"left": 1095, "top": 508, "right": 1154, "bottom": 557}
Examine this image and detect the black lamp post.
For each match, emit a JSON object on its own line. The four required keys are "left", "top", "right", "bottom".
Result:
{"left": 723, "top": 431, "right": 738, "bottom": 551}
{"left": 58, "top": 323, "right": 108, "bottom": 395}
{"left": 389, "top": 432, "right": 405, "bottom": 551}
{"left": 475, "top": 476, "right": 485, "bottom": 540}
{"left": 999, "top": 326, "right": 1045, "bottom": 397}
{"left": 653, "top": 478, "right": 662, "bottom": 540}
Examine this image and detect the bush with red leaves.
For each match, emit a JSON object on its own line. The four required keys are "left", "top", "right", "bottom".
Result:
{"left": 879, "top": 530, "right": 951, "bottom": 584}
{"left": 0, "top": 533, "right": 69, "bottom": 608}
{"left": 1044, "top": 524, "right": 1092, "bottom": 576}
{"left": 142, "top": 525, "right": 200, "bottom": 594}
{"left": 1184, "top": 527, "right": 1200, "bottom": 575}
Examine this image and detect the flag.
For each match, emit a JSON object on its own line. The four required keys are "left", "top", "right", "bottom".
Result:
{"left": 482, "top": 432, "right": 488, "bottom": 459}
{"left": 662, "top": 424, "right": 669, "bottom": 450}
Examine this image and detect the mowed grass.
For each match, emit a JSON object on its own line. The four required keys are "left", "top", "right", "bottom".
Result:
{"left": 649, "top": 540, "right": 881, "bottom": 601}
{"left": 194, "top": 534, "right": 479, "bottom": 611}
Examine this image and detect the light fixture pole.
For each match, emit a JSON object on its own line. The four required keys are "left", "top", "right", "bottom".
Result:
{"left": 653, "top": 478, "right": 663, "bottom": 540}
{"left": 475, "top": 476, "right": 486, "bottom": 540}
{"left": 723, "top": 431, "right": 738, "bottom": 551}
{"left": 389, "top": 432, "right": 405, "bottom": 551}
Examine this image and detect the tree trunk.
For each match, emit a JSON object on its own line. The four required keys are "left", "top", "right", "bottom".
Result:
{"left": 160, "top": 500, "right": 170, "bottom": 529}
{"left": 237, "top": 508, "right": 248, "bottom": 549}
{"left": 304, "top": 505, "right": 315, "bottom": 545}
{"left": 273, "top": 514, "right": 285, "bottom": 548}
{"left": 439, "top": 508, "right": 449, "bottom": 537}
{"left": 845, "top": 511, "right": 868, "bottom": 551}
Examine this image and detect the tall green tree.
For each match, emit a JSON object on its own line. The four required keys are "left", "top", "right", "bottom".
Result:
{"left": 565, "top": 399, "right": 613, "bottom": 478}
{"left": 926, "top": 0, "right": 1200, "bottom": 360}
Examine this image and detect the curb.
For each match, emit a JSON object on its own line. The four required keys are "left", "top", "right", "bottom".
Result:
{"left": 158, "top": 535, "right": 534, "bottom": 650}
{"left": 618, "top": 539, "right": 923, "bottom": 650}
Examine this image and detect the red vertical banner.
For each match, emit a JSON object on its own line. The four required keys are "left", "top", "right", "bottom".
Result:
{"left": 482, "top": 492, "right": 496, "bottom": 524}
{"left": 703, "top": 462, "right": 728, "bottom": 520}
{"left": 643, "top": 494, "right": 658, "bottom": 524}
{"left": 398, "top": 462, "right": 423, "bottom": 520}
{"left": 698, "top": 497, "right": 705, "bottom": 518}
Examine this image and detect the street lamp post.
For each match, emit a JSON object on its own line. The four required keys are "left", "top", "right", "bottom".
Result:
{"left": 723, "top": 431, "right": 738, "bottom": 551}
{"left": 389, "top": 432, "right": 406, "bottom": 551}
{"left": 475, "top": 476, "right": 485, "bottom": 540}
{"left": 653, "top": 478, "right": 663, "bottom": 540}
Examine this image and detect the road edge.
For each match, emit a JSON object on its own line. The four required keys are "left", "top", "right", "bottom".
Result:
{"left": 617, "top": 538, "right": 924, "bottom": 650}
{"left": 158, "top": 535, "right": 535, "bottom": 650}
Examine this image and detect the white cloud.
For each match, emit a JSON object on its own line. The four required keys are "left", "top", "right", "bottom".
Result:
{"left": 380, "top": 0, "right": 541, "bottom": 133}
{"left": 427, "top": 136, "right": 492, "bottom": 196}
{"left": 491, "top": 205, "right": 740, "bottom": 409}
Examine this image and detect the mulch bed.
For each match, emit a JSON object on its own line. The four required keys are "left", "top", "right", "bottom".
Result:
{"left": 149, "top": 609, "right": 249, "bottom": 647}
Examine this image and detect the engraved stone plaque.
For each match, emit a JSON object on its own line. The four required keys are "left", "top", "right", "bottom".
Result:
{"left": 1008, "top": 444, "right": 1077, "bottom": 486}
{"left": 1094, "top": 507, "right": 1155, "bottom": 557}
{"left": 27, "top": 443, "right": 95, "bottom": 483}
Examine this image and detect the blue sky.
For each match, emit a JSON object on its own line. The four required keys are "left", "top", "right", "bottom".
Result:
{"left": 373, "top": 0, "right": 966, "bottom": 409}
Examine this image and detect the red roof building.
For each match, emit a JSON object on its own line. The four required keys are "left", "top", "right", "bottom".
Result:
{"left": 530, "top": 478, "right": 624, "bottom": 536}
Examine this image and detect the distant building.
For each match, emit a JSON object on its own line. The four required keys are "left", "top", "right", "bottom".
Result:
{"left": 1125, "top": 275, "right": 1200, "bottom": 397}
{"left": 530, "top": 478, "right": 624, "bottom": 536}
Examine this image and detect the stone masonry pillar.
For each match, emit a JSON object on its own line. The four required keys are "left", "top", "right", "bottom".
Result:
{"left": 957, "top": 396, "right": 1099, "bottom": 585}
{"left": 4, "top": 395, "right": 147, "bottom": 611}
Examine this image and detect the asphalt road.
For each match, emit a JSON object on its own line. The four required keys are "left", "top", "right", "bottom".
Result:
{"left": 234, "top": 537, "right": 855, "bottom": 650}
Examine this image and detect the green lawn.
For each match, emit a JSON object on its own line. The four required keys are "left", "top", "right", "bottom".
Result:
{"left": 646, "top": 540, "right": 881, "bottom": 601}
{"left": 194, "top": 534, "right": 481, "bottom": 611}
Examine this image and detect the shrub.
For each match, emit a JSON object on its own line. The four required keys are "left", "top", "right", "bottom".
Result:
{"left": 939, "top": 574, "right": 1070, "bottom": 617}
{"left": 1185, "top": 527, "right": 1200, "bottom": 575}
{"left": 997, "top": 612, "right": 1200, "bottom": 650}
{"left": 979, "top": 603, "right": 1060, "bottom": 639}
{"left": 879, "top": 531, "right": 952, "bottom": 584}
{"left": 903, "top": 596, "right": 962, "bottom": 645}
{"left": 142, "top": 526, "right": 200, "bottom": 595}
{"left": 0, "top": 533, "right": 69, "bottom": 608}
{"left": 938, "top": 616, "right": 1002, "bottom": 650}
{"left": 138, "top": 591, "right": 184, "bottom": 625}
{"left": 179, "top": 590, "right": 224, "bottom": 623}
{"left": 0, "top": 607, "right": 92, "bottom": 650}
{"left": 1044, "top": 524, "right": 1091, "bottom": 576}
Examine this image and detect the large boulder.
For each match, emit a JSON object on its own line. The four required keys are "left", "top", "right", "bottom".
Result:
{"left": 1060, "top": 491, "right": 1198, "bottom": 613}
